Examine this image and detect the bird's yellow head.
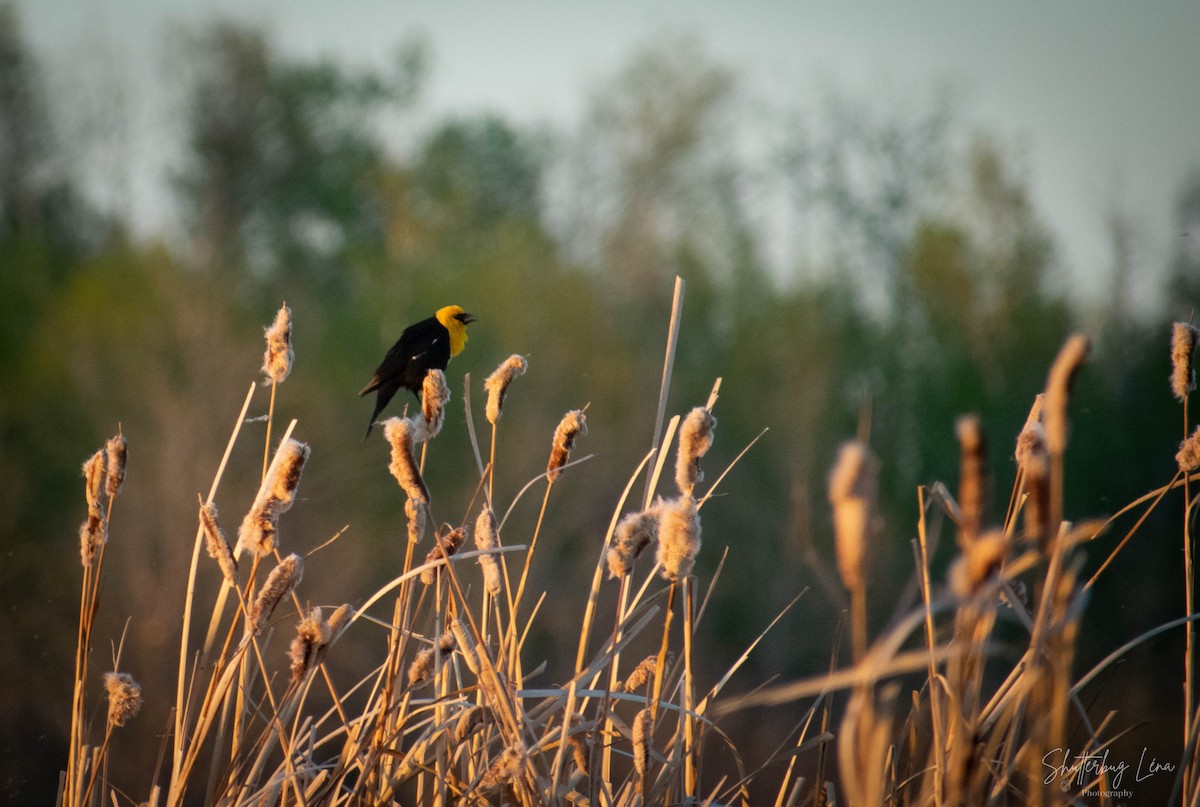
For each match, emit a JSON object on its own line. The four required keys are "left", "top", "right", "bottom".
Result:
{"left": 435, "top": 305, "right": 477, "bottom": 357}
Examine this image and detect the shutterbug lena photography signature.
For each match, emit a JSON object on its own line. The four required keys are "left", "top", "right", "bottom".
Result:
{"left": 1043, "top": 747, "right": 1176, "bottom": 796}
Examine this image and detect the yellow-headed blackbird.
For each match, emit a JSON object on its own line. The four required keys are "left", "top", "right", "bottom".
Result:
{"left": 359, "top": 305, "right": 477, "bottom": 439}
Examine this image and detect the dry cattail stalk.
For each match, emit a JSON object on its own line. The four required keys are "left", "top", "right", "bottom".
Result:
{"left": 1044, "top": 333, "right": 1090, "bottom": 455}
{"left": 104, "top": 671, "right": 143, "bottom": 728}
{"left": 955, "top": 415, "right": 988, "bottom": 546}
{"left": 289, "top": 607, "right": 331, "bottom": 683}
{"left": 404, "top": 497, "right": 425, "bottom": 544}
{"left": 607, "top": 506, "right": 660, "bottom": 579}
{"left": 262, "top": 303, "right": 293, "bottom": 384}
{"left": 828, "top": 441, "right": 879, "bottom": 592}
{"left": 420, "top": 526, "right": 466, "bottom": 585}
{"left": 484, "top": 354, "right": 528, "bottom": 425}
{"left": 948, "top": 530, "right": 1008, "bottom": 599}
{"left": 547, "top": 409, "right": 587, "bottom": 483}
{"left": 474, "top": 507, "right": 503, "bottom": 597}
{"left": 1179, "top": 426, "right": 1200, "bottom": 472}
{"left": 656, "top": 496, "right": 701, "bottom": 583}
{"left": 247, "top": 554, "right": 303, "bottom": 636}
{"left": 200, "top": 502, "right": 238, "bottom": 585}
{"left": 632, "top": 708, "right": 650, "bottom": 779}
{"left": 675, "top": 406, "right": 716, "bottom": 495}
{"left": 414, "top": 369, "right": 450, "bottom": 441}
{"left": 479, "top": 744, "right": 526, "bottom": 791}
{"left": 407, "top": 632, "right": 455, "bottom": 688}
{"left": 623, "top": 652, "right": 671, "bottom": 693}
{"left": 1172, "top": 322, "right": 1200, "bottom": 401}
{"left": 104, "top": 434, "right": 127, "bottom": 501}
{"left": 454, "top": 706, "right": 488, "bottom": 743}
{"left": 238, "top": 439, "right": 311, "bottom": 557}
{"left": 384, "top": 417, "right": 429, "bottom": 503}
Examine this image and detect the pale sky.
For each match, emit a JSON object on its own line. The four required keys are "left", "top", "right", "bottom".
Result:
{"left": 20, "top": 1, "right": 1200, "bottom": 308}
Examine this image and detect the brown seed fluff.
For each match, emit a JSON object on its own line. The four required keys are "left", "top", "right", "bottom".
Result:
{"left": 384, "top": 417, "right": 429, "bottom": 503}
{"left": 1014, "top": 394, "right": 1047, "bottom": 469}
{"left": 948, "top": 530, "right": 1008, "bottom": 599}
{"left": 675, "top": 406, "right": 717, "bottom": 495}
{"left": 247, "top": 554, "right": 303, "bottom": 636}
{"left": 1044, "top": 334, "right": 1090, "bottom": 455}
{"left": 79, "top": 513, "right": 107, "bottom": 567}
{"left": 828, "top": 441, "right": 879, "bottom": 592}
{"left": 567, "top": 713, "right": 590, "bottom": 778}
{"left": 83, "top": 450, "right": 105, "bottom": 515}
{"left": 326, "top": 603, "right": 355, "bottom": 644}
{"left": 1172, "top": 322, "right": 1200, "bottom": 401}
{"left": 289, "top": 607, "right": 332, "bottom": 683}
{"left": 632, "top": 708, "right": 650, "bottom": 779}
{"left": 416, "top": 369, "right": 450, "bottom": 441}
{"left": 420, "top": 526, "right": 466, "bottom": 585}
{"left": 1179, "top": 426, "right": 1200, "bottom": 472}
{"left": 955, "top": 415, "right": 988, "bottom": 547}
{"left": 407, "top": 632, "right": 455, "bottom": 688}
{"left": 479, "top": 744, "right": 526, "bottom": 791}
{"left": 405, "top": 497, "right": 425, "bottom": 544}
{"left": 262, "top": 303, "right": 293, "bottom": 384}
{"left": 474, "top": 506, "right": 503, "bottom": 597}
{"left": 656, "top": 496, "right": 701, "bottom": 583}
{"left": 547, "top": 409, "right": 587, "bottom": 483}
{"left": 607, "top": 506, "right": 660, "bottom": 579}
{"left": 623, "top": 652, "right": 672, "bottom": 693}
{"left": 200, "top": 502, "right": 238, "bottom": 585}
{"left": 484, "top": 354, "right": 528, "bottom": 425}
{"left": 104, "top": 671, "right": 143, "bottom": 728}
{"left": 238, "top": 439, "right": 311, "bottom": 557}
{"left": 454, "top": 705, "right": 488, "bottom": 742}
{"left": 104, "top": 434, "right": 127, "bottom": 500}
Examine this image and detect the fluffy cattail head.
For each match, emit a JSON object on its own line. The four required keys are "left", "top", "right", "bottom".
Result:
{"left": 247, "top": 554, "right": 303, "bottom": 636}
{"left": 474, "top": 506, "right": 503, "bottom": 597}
{"left": 79, "top": 514, "right": 107, "bottom": 567}
{"left": 238, "top": 439, "right": 311, "bottom": 557}
{"left": 479, "top": 744, "right": 526, "bottom": 792}
{"left": 1172, "top": 322, "right": 1200, "bottom": 401}
{"left": 547, "top": 409, "right": 587, "bottom": 483}
{"left": 675, "top": 406, "right": 716, "bottom": 495}
{"left": 104, "top": 434, "right": 127, "bottom": 500}
{"left": 1044, "top": 334, "right": 1090, "bottom": 455}
{"left": 417, "top": 369, "right": 450, "bottom": 441}
{"left": 632, "top": 708, "right": 651, "bottom": 779}
{"left": 326, "top": 603, "right": 355, "bottom": 644}
{"left": 407, "top": 632, "right": 455, "bottom": 688}
{"left": 955, "top": 415, "right": 988, "bottom": 547}
{"left": 384, "top": 417, "right": 429, "bottom": 503}
{"left": 623, "top": 652, "right": 671, "bottom": 693}
{"left": 484, "top": 354, "right": 528, "bottom": 425}
{"left": 948, "top": 530, "right": 1008, "bottom": 599}
{"left": 405, "top": 497, "right": 425, "bottom": 544}
{"left": 104, "top": 671, "right": 143, "bottom": 728}
{"left": 420, "top": 526, "right": 466, "bottom": 585}
{"left": 607, "top": 506, "right": 660, "bottom": 579}
{"left": 289, "top": 607, "right": 332, "bottom": 683}
{"left": 454, "top": 706, "right": 488, "bottom": 743}
{"left": 828, "top": 441, "right": 879, "bottom": 593}
{"left": 1179, "top": 426, "right": 1200, "bottom": 473}
{"left": 200, "top": 502, "right": 238, "bottom": 584}
{"left": 262, "top": 303, "right": 293, "bottom": 384}
{"left": 83, "top": 450, "right": 105, "bottom": 515}
{"left": 1014, "top": 394, "right": 1047, "bottom": 470}
{"left": 449, "top": 617, "right": 481, "bottom": 675}
{"left": 656, "top": 496, "right": 701, "bottom": 582}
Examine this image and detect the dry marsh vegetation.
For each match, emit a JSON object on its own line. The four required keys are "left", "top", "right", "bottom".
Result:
{"left": 60, "top": 284, "right": 1200, "bottom": 806}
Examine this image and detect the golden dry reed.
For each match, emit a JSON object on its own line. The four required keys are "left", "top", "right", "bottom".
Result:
{"left": 1044, "top": 333, "right": 1090, "bottom": 455}
{"left": 547, "top": 409, "right": 587, "bottom": 483}
{"left": 474, "top": 506, "right": 503, "bottom": 596}
{"left": 484, "top": 353, "right": 528, "bottom": 425}
{"left": 675, "top": 406, "right": 716, "bottom": 495}
{"left": 948, "top": 529, "right": 1008, "bottom": 599}
{"left": 607, "top": 505, "right": 660, "bottom": 579}
{"left": 656, "top": 496, "right": 701, "bottom": 582}
{"left": 955, "top": 414, "right": 987, "bottom": 546}
{"left": 103, "top": 672, "right": 142, "bottom": 728}
{"left": 384, "top": 417, "right": 429, "bottom": 503}
{"left": 104, "top": 434, "right": 127, "bottom": 501}
{"left": 1172, "top": 322, "right": 1199, "bottom": 401}
{"left": 827, "top": 441, "right": 878, "bottom": 592}
{"left": 1179, "top": 426, "right": 1200, "bottom": 472}
{"left": 261, "top": 303, "right": 293, "bottom": 384}
{"left": 416, "top": 369, "right": 450, "bottom": 441}
{"left": 238, "top": 438, "right": 311, "bottom": 557}
{"left": 199, "top": 502, "right": 238, "bottom": 585}
{"left": 246, "top": 553, "right": 303, "bottom": 636}
{"left": 289, "top": 607, "right": 332, "bottom": 683}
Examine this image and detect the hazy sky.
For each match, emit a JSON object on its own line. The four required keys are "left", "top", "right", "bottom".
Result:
{"left": 20, "top": 1, "right": 1200, "bottom": 306}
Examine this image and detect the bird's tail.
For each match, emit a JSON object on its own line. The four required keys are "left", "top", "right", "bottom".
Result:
{"left": 362, "top": 419, "right": 375, "bottom": 442}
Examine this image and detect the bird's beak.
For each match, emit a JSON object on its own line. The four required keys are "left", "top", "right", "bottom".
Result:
{"left": 462, "top": 313, "right": 478, "bottom": 324}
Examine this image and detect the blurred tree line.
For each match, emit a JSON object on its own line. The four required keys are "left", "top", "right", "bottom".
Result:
{"left": 2, "top": 5, "right": 1198, "bottom": 801}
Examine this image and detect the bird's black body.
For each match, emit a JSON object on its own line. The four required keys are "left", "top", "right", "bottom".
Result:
{"left": 359, "top": 315, "right": 452, "bottom": 440}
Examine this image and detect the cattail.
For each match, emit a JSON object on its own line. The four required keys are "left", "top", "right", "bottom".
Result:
{"left": 675, "top": 406, "right": 716, "bottom": 495}
{"left": 607, "top": 506, "right": 660, "bottom": 579}
{"left": 1179, "top": 426, "right": 1200, "bottom": 472}
{"left": 407, "top": 632, "right": 455, "bottom": 688}
{"left": 484, "top": 354, "right": 528, "bottom": 425}
{"left": 420, "top": 526, "right": 466, "bottom": 585}
{"left": 405, "top": 497, "right": 425, "bottom": 544}
{"left": 450, "top": 617, "right": 482, "bottom": 676}
{"left": 656, "top": 496, "right": 701, "bottom": 583}
{"left": 326, "top": 603, "right": 355, "bottom": 644}
{"left": 955, "top": 415, "right": 988, "bottom": 547}
{"left": 414, "top": 369, "right": 450, "bottom": 442}
{"left": 83, "top": 450, "right": 105, "bottom": 516}
{"left": 200, "top": 502, "right": 238, "bottom": 585}
{"left": 1044, "top": 334, "right": 1090, "bottom": 455}
{"left": 104, "top": 434, "right": 127, "bottom": 500}
{"left": 247, "top": 554, "right": 303, "bottom": 636}
{"left": 474, "top": 506, "right": 503, "bottom": 597}
{"left": 289, "top": 607, "right": 331, "bottom": 683}
{"left": 384, "top": 417, "right": 429, "bottom": 503}
{"left": 80, "top": 449, "right": 107, "bottom": 566}
{"left": 479, "top": 744, "right": 526, "bottom": 791}
{"left": 238, "top": 439, "right": 310, "bottom": 557}
{"left": 828, "top": 441, "right": 878, "bottom": 592}
{"left": 948, "top": 530, "right": 1008, "bottom": 599}
{"left": 1014, "top": 394, "right": 1047, "bottom": 468}
{"left": 1172, "top": 322, "right": 1200, "bottom": 401}
{"left": 547, "top": 409, "right": 587, "bottom": 483}
{"left": 104, "top": 671, "right": 143, "bottom": 728}
{"left": 632, "top": 708, "right": 650, "bottom": 779}
{"left": 1015, "top": 395, "right": 1051, "bottom": 544}
{"left": 567, "top": 713, "right": 590, "bottom": 777}
{"left": 262, "top": 303, "right": 293, "bottom": 384}
{"left": 454, "top": 706, "right": 488, "bottom": 742}
{"left": 623, "top": 652, "right": 671, "bottom": 693}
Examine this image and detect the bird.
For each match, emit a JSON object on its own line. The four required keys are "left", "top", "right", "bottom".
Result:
{"left": 359, "top": 305, "right": 477, "bottom": 440}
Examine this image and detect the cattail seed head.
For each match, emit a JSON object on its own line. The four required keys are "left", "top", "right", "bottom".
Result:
{"left": 955, "top": 415, "right": 988, "bottom": 547}
{"left": 948, "top": 530, "right": 1008, "bottom": 599}
{"left": 415, "top": 369, "right": 450, "bottom": 442}
{"left": 407, "top": 632, "right": 455, "bottom": 688}
{"left": 384, "top": 417, "right": 429, "bottom": 503}
{"left": 656, "top": 496, "right": 701, "bottom": 583}
{"left": 547, "top": 409, "right": 587, "bottom": 483}
{"left": 484, "top": 354, "right": 528, "bottom": 425}
{"left": 405, "top": 497, "right": 425, "bottom": 544}
{"left": 1179, "top": 426, "right": 1200, "bottom": 472}
{"left": 420, "top": 526, "right": 466, "bottom": 585}
{"left": 607, "top": 506, "right": 660, "bottom": 579}
{"left": 1173, "top": 322, "right": 1200, "bottom": 401}
{"left": 1014, "top": 394, "right": 1047, "bottom": 469}
{"left": 454, "top": 706, "right": 488, "bottom": 743}
{"left": 79, "top": 513, "right": 107, "bottom": 567}
{"left": 104, "top": 671, "right": 143, "bottom": 728}
{"left": 449, "top": 617, "right": 481, "bottom": 675}
{"left": 675, "top": 406, "right": 716, "bottom": 495}
{"left": 326, "top": 603, "right": 355, "bottom": 644}
{"left": 567, "top": 713, "right": 590, "bottom": 778}
{"left": 104, "top": 434, "right": 127, "bottom": 500}
{"left": 632, "top": 708, "right": 650, "bottom": 779}
{"left": 262, "top": 303, "right": 293, "bottom": 384}
{"left": 83, "top": 450, "right": 105, "bottom": 515}
{"left": 623, "top": 652, "right": 671, "bottom": 693}
{"left": 247, "top": 554, "right": 303, "bottom": 636}
{"left": 238, "top": 439, "right": 310, "bottom": 557}
{"left": 1044, "top": 334, "right": 1090, "bottom": 455}
{"left": 479, "top": 744, "right": 526, "bottom": 791}
{"left": 475, "top": 507, "right": 503, "bottom": 597}
{"left": 828, "top": 441, "right": 879, "bottom": 593}
{"left": 200, "top": 502, "right": 238, "bottom": 585}
{"left": 289, "top": 607, "right": 331, "bottom": 683}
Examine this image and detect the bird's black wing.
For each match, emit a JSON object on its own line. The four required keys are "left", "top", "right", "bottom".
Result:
{"left": 358, "top": 316, "right": 452, "bottom": 397}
